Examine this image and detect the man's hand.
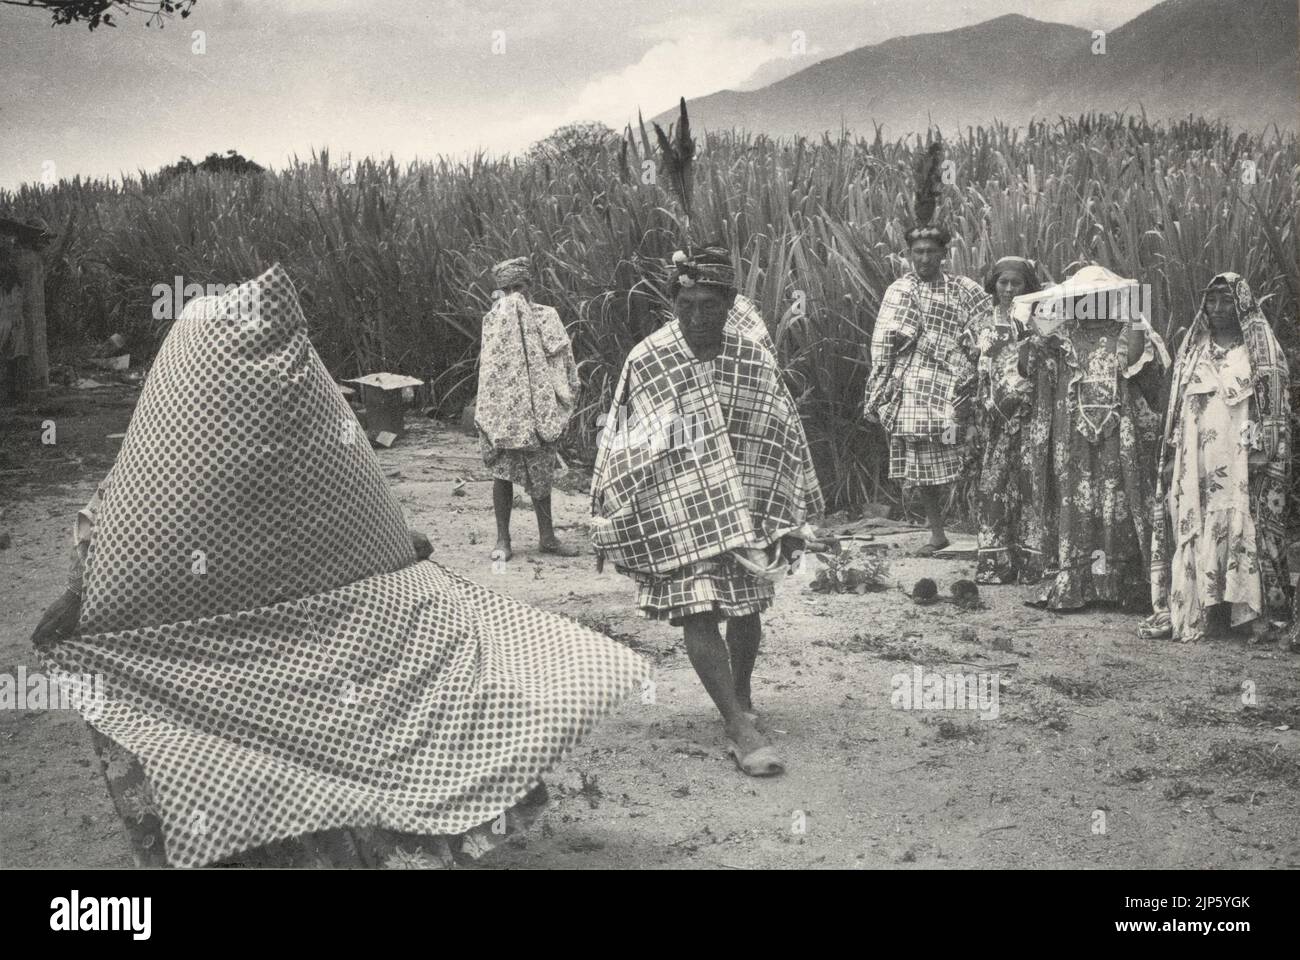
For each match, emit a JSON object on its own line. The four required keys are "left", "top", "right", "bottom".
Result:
{"left": 32, "top": 589, "right": 82, "bottom": 652}
{"left": 410, "top": 530, "right": 433, "bottom": 560}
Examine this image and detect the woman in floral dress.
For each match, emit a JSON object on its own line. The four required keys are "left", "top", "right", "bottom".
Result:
{"left": 476, "top": 257, "right": 582, "bottom": 562}
{"left": 1021, "top": 265, "right": 1170, "bottom": 611}
{"left": 1142, "top": 273, "right": 1292, "bottom": 642}
{"left": 974, "top": 256, "right": 1046, "bottom": 583}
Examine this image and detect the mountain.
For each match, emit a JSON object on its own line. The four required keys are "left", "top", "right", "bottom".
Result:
{"left": 1030, "top": 0, "right": 1299, "bottom": 131}
{"left": 652, "top": 0, "right": 1298, "bottom": 138}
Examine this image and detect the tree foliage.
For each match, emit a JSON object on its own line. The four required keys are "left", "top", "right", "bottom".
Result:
{"left": 158, "top": 150, "right": 263, "bottom": 180}
{"left": 527, "top": 122, "right": 617, "bottom": 164}
{"left": 1, "top": 0, "right": 197, "bottom": 30}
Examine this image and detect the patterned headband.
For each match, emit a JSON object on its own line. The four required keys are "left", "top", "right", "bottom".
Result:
{"left": 491, "top": 257, "right": 532, "bottom": 291}
{"left": 669, "top": 248, "right": 736, "bottom": 291}
{"left": 905, "top": 224, "right": 951, "bottom": 247}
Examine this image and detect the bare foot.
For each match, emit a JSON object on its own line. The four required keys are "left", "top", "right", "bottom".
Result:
{"left": 538, "top": 538, "right": 580, "bottom": 557}
{"left": 490, "top": 540, "right": 512, "bottom": 562}
{"left": 724, "top": 715, "right": 768, "bottom": 758}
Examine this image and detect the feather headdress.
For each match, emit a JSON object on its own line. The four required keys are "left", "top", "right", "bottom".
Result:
{"left": 652, "top": 98, "right": 697, "bottom": 227}
{"left": 906, "top": 138, "right": 950, "bottom": 247}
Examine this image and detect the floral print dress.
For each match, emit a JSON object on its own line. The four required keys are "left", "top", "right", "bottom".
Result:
{"left": 476, "top": 293, "right": 579, "bottom": 498}
{"left": 1163, "top": 343, "right": 1263, "bottom": 639}
{"left": 1148, "top": 273, "right": 1292, "bottom": 642}
{"left": 973, "top": 305, "right": 1045, "bottom": 583}
{"left": 1026, "top": 319, "right": 1167, "bottom": 611}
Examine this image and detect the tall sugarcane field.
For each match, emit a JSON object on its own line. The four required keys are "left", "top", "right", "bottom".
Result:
{"left": 3, "top": 112, "right": 1296, "bottom": 511}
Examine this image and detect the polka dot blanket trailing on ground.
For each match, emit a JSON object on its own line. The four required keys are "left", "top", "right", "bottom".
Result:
{"left": 43, "top": 263, "right": 650, "bottom": 868}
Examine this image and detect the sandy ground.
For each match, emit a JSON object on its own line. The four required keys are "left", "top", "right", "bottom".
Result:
{"left": 2, "top": 383, "right": 1299, "bottom": 870}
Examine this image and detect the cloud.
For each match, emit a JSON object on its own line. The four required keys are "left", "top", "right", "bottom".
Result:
{"left": 533, "top": 22, "right": 791, "bottom": 139}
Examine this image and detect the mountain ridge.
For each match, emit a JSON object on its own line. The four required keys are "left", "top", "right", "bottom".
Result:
{"left": 650, "top": 0, "right": 1298, "bottom": 138}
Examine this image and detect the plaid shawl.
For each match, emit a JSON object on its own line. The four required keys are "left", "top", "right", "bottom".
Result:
{"left": 727, "top": 293, "right": 777, "bottom": 353}
{"left": 1149, "top": 272, "right": 1292, "bottom": 617}
{"left": 41, "top": 264, "right": 648, "bottom": 867}
{"left": 591, "top": 309, "right": 823, "bottom": 576}
{"left": 864, "top": 272, "right": 991, "bottom": 439}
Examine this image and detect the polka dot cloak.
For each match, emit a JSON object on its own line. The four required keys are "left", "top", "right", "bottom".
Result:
{"left": 47, "top": 264, "right": 650, "bottom": 867}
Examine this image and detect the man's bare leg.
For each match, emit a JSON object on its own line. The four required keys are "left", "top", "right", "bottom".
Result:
{"left": 918, "top": 484, "right": 948, "bottom": 548}
{"left": 725, "top": 612, "right": 762, "bottom": 714}
{"left": 492, "top": 479, "right": 513, "bottom": 560}
{"left": 681, "top": 612, "right": 766, "bottom": 756}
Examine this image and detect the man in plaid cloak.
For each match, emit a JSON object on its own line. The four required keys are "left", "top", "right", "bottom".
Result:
{"left": 864, "top": 224, "right": 992, "bottom": 553}
{"left": 591, "top": 245, "right": 824, "bottom": 777}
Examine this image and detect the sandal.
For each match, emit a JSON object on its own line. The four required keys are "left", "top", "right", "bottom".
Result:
{"left": 1137, "top": 613, "right": 1172, "bottom": 640}
{"left": 915, "top": 539, "right": 950, "bottom": 557}
{"left": 726, "top": 741, "right": 785, "bottom": 777}
{"left": 490, "top": 542, "right": 512, "bottom": 563}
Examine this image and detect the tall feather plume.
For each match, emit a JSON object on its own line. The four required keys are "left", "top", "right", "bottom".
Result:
{"left": 912, "top": 137, "right": 945, "bottom": 226}
{"left": 652, "top": 97, "right": 697, "bottom": 231}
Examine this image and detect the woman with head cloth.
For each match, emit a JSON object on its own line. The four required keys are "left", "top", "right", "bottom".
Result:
{"left": 29, "top": 264, "right": 648, "bottom": 868}
{"left": 1019, "top": 264, "right": 1169, "bottom": 612}
{"left": 1142, "top": 273, "right": 1293, "bottom": 642}
{"left": 973, "top": 256, "right": 1048, "bottom": 583}
{"left": 476, "top": 257, "right": 582, "bottom": 562}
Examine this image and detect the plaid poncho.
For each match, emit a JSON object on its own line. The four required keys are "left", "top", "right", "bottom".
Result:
{"left": 590, "top": 304, "right": 823, "bottom": 576}
{"left": 864, "top": 272, "right": 991, "bottom": 439}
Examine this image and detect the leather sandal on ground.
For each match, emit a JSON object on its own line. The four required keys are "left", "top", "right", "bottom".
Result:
{"left": 1136, "top": 613, "right": 1172, "bottom": 640}
{"left": 726, "top": 741, "right": 785, "bottom": 777}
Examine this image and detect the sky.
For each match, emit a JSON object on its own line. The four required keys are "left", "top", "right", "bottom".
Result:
{"left": 0, "top": 0, "right": 1162, "bottom": 189}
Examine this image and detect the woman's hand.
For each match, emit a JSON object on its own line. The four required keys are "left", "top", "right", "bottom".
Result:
{"left": 1127, "top": 323, "right": 1147, "bottom": 366}
{"left": 32, "top": 589, "right": 82, "bottom": 652}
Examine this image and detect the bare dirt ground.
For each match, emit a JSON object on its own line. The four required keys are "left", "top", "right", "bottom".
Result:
{"left": 3, "top": 384, "right": 1299, "bottom": 870}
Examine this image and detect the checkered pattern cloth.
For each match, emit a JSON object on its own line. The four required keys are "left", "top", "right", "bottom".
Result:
{"left": 889, "top": 436, "right": 966, "bottom": 486}
{"left": 865, "top": 272, "right": 990, "bottom": 487}
{"left": 635, "top": 552, "right": 775, "bottom": 624}
{"left": 591, "top": 310, "right": 823, "bottom": 576}
{"left": 727, "top": 294, "right": 777, "bottom": 355}
{"left": 865, "top": 272, "right": 991, "bottom": 440}
{"left": 44, "top": 264, "right": 650, "bottom": 867}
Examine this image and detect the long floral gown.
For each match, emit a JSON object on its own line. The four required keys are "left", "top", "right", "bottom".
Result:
{"left": 1026, "top": 318, "right": 1168, "bottom": 610}
{"left": 974, "top": 305, "right": 1047, "bottom": 583}
{"left": 1148, "top": 273, "right": 1292, "bottom": 641}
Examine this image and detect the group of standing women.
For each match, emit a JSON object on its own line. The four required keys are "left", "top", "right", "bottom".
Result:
{"left": 964, "top": 255, "right": 1294, "bottom": 644}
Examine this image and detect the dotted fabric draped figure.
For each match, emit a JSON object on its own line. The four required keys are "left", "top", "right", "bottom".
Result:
{"left": 40, "top": 263, "right": 650, "bottom": 868}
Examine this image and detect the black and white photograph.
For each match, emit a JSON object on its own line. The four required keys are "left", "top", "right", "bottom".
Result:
{"left": 1, "top": 0, "right": 1298, "bottom": 904}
